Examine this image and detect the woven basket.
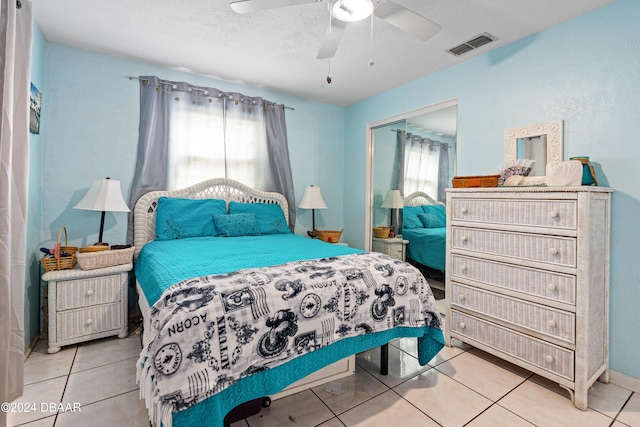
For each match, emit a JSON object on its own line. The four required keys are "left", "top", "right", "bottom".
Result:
{"left": 76, "top": 246, "right": 135, "bottom": 270}
{"left": 452, "top": 174, "right": 500, "bottom": 188}
{"left": 373, "top": 227, "right": 391, "bottom": 238}
{"left": 41, "top": 227, "right": 78, "bottom": 272}
{"left": 317, "top": 230, "right": 342, "bottom": 243}
{"left": 79, "top": 245, "right": 110, "bottom": 253}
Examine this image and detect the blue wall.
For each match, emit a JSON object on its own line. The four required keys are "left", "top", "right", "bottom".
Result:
{"left": 344, "top": 0, "right": 640, "bottom": 379}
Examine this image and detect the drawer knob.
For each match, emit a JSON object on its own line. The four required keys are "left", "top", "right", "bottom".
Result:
{"left": 85, "top": 318, "right": 94, "bottom": 326}
{"left": 548, "top": 248, "right": 559, "bottom": 255}
{"left": 458, "top": 294, "right": 466, "bottom": 301}
{"left": 461, "top": 207, "right": 469, "bottom": 214}
{"left": 548, "top": 320, "right": 557, "bottom": 328}
{"left": 461, "top": 236, "right": 469, "bottom": 243}
{"left": 459, "top": 322, "right": 466, "bottom": 329}
{"left": 545, "top": 355, "right": 554, "bottom": 364}
{"left": 460, "top": 265, "right": 468, "bottom": 272}
{"left": 86, "top": 289, "right": 95, "bottom": 296}
{"left": 547, "top": 283, "right": 557, "bottom": 291}
{"left": 549, "top": 210, "right": 559, "bottom": 218}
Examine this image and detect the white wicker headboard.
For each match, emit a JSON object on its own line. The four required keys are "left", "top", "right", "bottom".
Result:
{"left": 403, "top": 191, "right": 445, "bottom": 207}
{"left": 133, "top": 178, "right": 289, "bottom": 258}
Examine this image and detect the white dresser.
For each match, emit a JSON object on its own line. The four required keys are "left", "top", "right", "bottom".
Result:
{"left": 445, "top": 187, "right": 611, "bottom": 410}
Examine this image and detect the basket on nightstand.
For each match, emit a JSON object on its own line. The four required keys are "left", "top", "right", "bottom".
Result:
{"left": 76, "top": 246, "right": 135, "bottom": 270}
{"left": 41, "top": 227, "right": 78, "bottom": 272}
{"left": 317, "top": 230, "right": 342, "bottom": 243}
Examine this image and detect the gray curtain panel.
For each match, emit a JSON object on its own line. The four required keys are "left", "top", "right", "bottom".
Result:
{"left": 437, "top": 143, "right": 449, "bottom": 203}
{"left": 396, "top": 130, "right": 407, "bottom": 195}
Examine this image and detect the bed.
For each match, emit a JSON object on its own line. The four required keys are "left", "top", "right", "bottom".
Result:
{"left": 401, "top": 191, "right": 447, "bottom": 272}
{"left": 133, "top": 178, "right": 444, "bottom": 427}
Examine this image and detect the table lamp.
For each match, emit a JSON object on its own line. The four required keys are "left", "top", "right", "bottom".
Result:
{"left": 298, "top": 185, "right": 327, "bottom": 238}
{"left": 74, "top": 177, "right": 130, "bottom": 246}
{"left": 380, "top": 189, "right": 404, "bottom": 235}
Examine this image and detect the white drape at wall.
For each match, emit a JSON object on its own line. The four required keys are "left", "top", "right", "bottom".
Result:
{"left": 402, "top": 133, "right": 448, "bottom": 200}
{"left": 0, "top": 0, "right": 32, "bottom": 418}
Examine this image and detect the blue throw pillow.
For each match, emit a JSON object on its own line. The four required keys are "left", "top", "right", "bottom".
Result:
{"left": 402, "top": 206, "right": 425, "bottom": 230}
{"left": 213, "top": 213, "right": 261, "bottom": 237}
{"left": 156, "top": 197, "right": 226, "bottom": 240}
{"left": 418, "top": 212, "right": 444, "bottom": 228}
{"left": 229, "top": 201, "right": 290, "bottom": 234}
{"left": 421, "top": 204, "right": 446, "bottom": 226}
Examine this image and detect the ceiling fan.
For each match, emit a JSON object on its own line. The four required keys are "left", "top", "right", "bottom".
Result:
{"left": 229, "top": 0, "right": 441, "bottom": 59}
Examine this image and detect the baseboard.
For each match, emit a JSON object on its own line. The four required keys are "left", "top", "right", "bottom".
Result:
{"left": 24, "top": 333, "right": 41, "bottom": 361}
{"left": 610, "top": 369, "right": 640, "bottom": 394}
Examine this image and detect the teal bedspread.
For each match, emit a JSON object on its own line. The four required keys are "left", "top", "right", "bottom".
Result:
{"left": 136, "top": 234, "right": 362, "bottom": 306}
{"left": 135, "top": 234, "right": 444, "bottom": 427}
{"left": 403, "top": 227, "right": 446, "bottom": 271}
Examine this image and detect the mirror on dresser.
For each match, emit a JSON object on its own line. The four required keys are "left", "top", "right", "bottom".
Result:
{"left": 504, "top": 119, "right": 563, "bottom": 176}
{"left": 365, "top": 99, "right": 458, "bottom": 251}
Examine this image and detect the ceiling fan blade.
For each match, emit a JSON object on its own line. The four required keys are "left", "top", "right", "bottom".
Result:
{"left": 230, "top": 0, "right": 320, "bottom": 14}
{"left": 317, "top": 19, "right": 348, "bottom": 59}
{"left": 374, "top": 1, "right": 441, "bottom": 41}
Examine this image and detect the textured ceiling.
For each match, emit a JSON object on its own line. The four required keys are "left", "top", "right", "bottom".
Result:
{"left": 32, "top": 0, "right": 615, "bottom": 107}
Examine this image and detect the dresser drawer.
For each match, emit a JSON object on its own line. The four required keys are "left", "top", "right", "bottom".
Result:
{"left": 451, "top": 227, "right": 576, "bottom": 268}
{"left": 451, "top": 283, "right": 575, "bottom": 345}
{"left": 451, "top": 198, "right": 577, "bottom": 230}
{"left": 451, "top": 255, "right": 576, "bottom": 305}
{"left": 56, "top": 303, "right": 122, "bottom": 340}
{"left": 450, "top": 311, "right": 574, "bottom": 381}
{"left": 56, "top": 275, "right": 123, "bottom": 310}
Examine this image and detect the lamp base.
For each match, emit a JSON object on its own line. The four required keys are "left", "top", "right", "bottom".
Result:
{"left": 93, "top": 242, "right": 109, "bottom": 247}
{"left": 307, "top": 230, "right": 319, "bottom": 239}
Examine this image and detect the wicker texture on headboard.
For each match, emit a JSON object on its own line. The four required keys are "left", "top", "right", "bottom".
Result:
{"left": 133, "top": 178, "right": 289, "bottom": 258}
{"left": 403, "top": 191, "right": 445, "bottom": 207}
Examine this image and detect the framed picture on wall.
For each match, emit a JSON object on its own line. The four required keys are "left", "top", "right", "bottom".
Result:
{"left": 29, "top": 83, "right": 41, "bottom": 135}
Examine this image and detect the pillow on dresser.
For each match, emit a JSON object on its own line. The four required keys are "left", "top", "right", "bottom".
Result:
{"left": 213, "top": 213, "right": 261, "bottom": 237}
{"left": 402, "top": 206, "right": 425, "bottom": 229}
{"left": 155, "top": 197, "right": 226, "bottom": 240}
{"left": 229, "top": 201, "right": 290, "bottom": 234}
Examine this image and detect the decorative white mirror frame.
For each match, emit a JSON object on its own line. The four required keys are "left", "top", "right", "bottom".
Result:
{"left": 504, "top": 119, "right": 563, "bottom": 168}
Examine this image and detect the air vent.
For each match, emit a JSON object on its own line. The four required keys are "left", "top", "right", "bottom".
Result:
{"left": 447, "top": 33, "right": 497, "bottom": 56}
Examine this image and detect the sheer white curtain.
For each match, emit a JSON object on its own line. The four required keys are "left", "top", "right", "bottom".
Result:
{"left": 403, "top": 135, "right": 441, "bottom": 197}
{"left": 1, "top": 0, "right": 32, "bottom": 416}
{"left": 168, "top": 91, "right": 272, "bottom": 191}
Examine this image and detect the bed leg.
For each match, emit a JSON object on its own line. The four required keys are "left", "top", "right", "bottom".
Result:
{"left": 380, "top": 343, "right": 389, "bottom": 375}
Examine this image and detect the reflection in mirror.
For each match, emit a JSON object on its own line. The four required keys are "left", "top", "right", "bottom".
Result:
{"left": 505, "top": 120, "right": 563, "bottom": 177}
{"left": 369, "top": 101, "right": 457, "bottom": 246}
{"left": 517, "top": 135, "right": 547, "bottom": 176}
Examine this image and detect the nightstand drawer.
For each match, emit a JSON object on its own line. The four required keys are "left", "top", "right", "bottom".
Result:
{"left": 56, "top": 303, "right": 122, "bottom": 340}
{"left": 451, "top": 311, "right": 574, "bottom": 381}
{"left": 451, "top": 198, "right": 577, "bottom": 230}
{"left": 451, "top": 283, "right": 575, "bottom": 345}
{"left": 56, "top": 275, "right": 122, "bottom": 310}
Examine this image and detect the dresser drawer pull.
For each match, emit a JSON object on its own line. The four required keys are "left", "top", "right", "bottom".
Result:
{"left": 85, "top": 318, "right": 94, "bottom": 326}
{"left": 460, "top": 265, "right": 468, "bottom": 272}
{"left": 549, "top": 248, "right": 559, "bottom": 255}
{"left": 461, "top": 207, "right": 469, "bottom": 214}
{"left": 547, "top": 283, "right": 557, "bottom": 291}
{"left": 86, "top": 289, "right": 95, "bottom": 296}
{"left": 547, "top": 320, "right": 557, "bottom": 328}
{"left": 461, "top": 236, "right": 469, "bottom": 243}
{"left": 545, "top": 355, "right": 554, "bottom": 364}
{"left": 459, "top": 322, "right": 466, "bottom": 329}
{"left": 549, "top": 210, "right": 559, "bottom": 218}
{"left": 458, "top": 294, "right": 466, "bottom": 302}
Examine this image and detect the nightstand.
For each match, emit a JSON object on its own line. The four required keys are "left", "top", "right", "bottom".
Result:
{"left": 42, "top": 263, "right": 132, "bottom": 354}
{"left": 372, "top": 237, "right": 408, "bottom": 261}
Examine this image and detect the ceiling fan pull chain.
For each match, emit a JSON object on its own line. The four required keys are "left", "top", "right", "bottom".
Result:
{"left": 369, "top": 10, "right": 375, "bottom": 66}
{"left": 327, "top": 8, "right": 333, "bottom": 84}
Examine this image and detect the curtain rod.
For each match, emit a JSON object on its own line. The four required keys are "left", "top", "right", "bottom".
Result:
{"left": 125, "top": 76, "right": 294, "bottom": 111}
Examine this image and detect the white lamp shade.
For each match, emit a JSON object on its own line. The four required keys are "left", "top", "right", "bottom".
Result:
{"left": 74, "top": 178, "right": 130, "bottom": 212}
{"left": 380, "top": 190, "right": 404, "bottom": 209}
{"left": 298, "top": 186, "right": 328, "bottom": 209}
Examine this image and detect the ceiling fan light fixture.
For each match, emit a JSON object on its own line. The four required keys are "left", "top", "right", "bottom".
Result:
{"left": 331, "top": 0, "right": 373, "bottom": 22}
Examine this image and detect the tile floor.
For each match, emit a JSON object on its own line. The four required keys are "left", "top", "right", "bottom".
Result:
{"left": 9, "top": 288, "right": 640, "bottom": 427}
